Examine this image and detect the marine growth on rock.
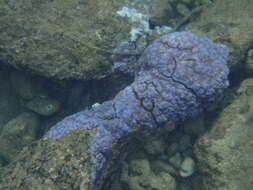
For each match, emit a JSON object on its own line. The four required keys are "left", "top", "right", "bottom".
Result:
{"left": 47, "top": 31, "right": 229, "bottom": 184}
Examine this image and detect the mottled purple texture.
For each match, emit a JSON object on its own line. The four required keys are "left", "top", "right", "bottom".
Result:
{"left": 47, "top": 32, "right": 229, "bottom": 182}
{"left": 111, "top": 41, "right": 142, "bottom": 75}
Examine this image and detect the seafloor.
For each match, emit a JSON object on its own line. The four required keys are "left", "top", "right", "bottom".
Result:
{"left": 0, "top": 0, "right": 252, "bottom": 190}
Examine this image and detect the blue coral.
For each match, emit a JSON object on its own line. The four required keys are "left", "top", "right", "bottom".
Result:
{"left": 47, "top": 31, "right": 229, "bottom": 182}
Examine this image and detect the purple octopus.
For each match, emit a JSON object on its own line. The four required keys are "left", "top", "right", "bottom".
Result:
{"left": 47, "top": 32, "right": 229, "bottom": 183}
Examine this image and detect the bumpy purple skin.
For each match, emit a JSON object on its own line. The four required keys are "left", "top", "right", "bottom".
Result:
{"left": 47, "top": 32, "right": 229, "bottom": 182}
{"left": 111, "top": 41, "right": 142, "bottom": 75}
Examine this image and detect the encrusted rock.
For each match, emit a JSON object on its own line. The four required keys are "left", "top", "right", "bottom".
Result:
{"left": 194, "top": 78, "right": 253, "bottom": 190}
{"left": 186, "top": 0, "right": 253, "bottom": 70}
{"left": 0, "top": 0, "right": 130, "bottom": 80}
{"left": 0, "top": 112, "right": 39, "bottom": 163}
{"left": 48, "top": 31, "right": 229, "bottom": 185}
{"left": 0, "top": 32, "right": 230, "bottom": 189}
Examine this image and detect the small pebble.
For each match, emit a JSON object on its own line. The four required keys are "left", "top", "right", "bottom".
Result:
{"left": 180, "top": 156, "right": 196, "bottom": 177}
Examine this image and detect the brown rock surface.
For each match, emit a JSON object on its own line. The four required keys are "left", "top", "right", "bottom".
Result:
{"left": 0, "top": 0, "right": 130, "bottom": 80}
{"left": 194, "top": 78, "right": 253, "bottom": 190}
{"left": 187, "top": 0, "right": 253, "bottom": 70}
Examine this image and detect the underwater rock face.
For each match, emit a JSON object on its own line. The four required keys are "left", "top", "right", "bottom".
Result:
{"left": 0, "top": 112, "right": 39, "bottom": 163}
{"left": 194, "top": 78, "right": 253, "bottom": 190}
{"left": 186, "top": 0, "right": 253, "bottom": 70}
{"left": 47, "top": 32, "right": 229, "bottom": 184}
{"left": 0, "top": 0, "right": 131, "bottom": 80}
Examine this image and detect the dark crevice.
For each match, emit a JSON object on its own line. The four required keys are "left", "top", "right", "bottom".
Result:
{"left": 131, "top": 86, "right": 160, "bottom": 127}
{"left": 170, "top": 57, "right": 203, "bottom": 106}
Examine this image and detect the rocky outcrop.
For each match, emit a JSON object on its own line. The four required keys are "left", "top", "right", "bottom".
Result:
{"left": 0, "top": 0, "right": 130, "bottom": 80}
{"left": 47, "top": 32, "right": 229, "bottom": 187}
{"left": 186, "top": 0, "right": 253, "bottom": 70}
{"left": 0, "top": 112, "right": 39, "bottom": 163}
{"left": 0, "top": 32, "right": 229, "bottom": 189}
{"left": 194, "top": 78, "right": 253, "bottom": 190}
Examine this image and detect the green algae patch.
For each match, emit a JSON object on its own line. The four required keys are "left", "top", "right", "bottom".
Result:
{"left": 0, "top": 0, "right": 131, "bottom": 80}
{"left": 0, "top": 129, "right": 97, "bottom": 190}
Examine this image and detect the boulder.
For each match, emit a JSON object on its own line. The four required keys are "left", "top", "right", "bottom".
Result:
{"left": 0, "top": 112, "right": 39, "bottom": 163}
{"left": 194, "top": 78, "right": 253, "bottom": 190}
{"left": 186, "top": 0, "right": 253, "bottom": 70}
{"left": 0, "top": 0, "right": 130, "bottom": 80}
